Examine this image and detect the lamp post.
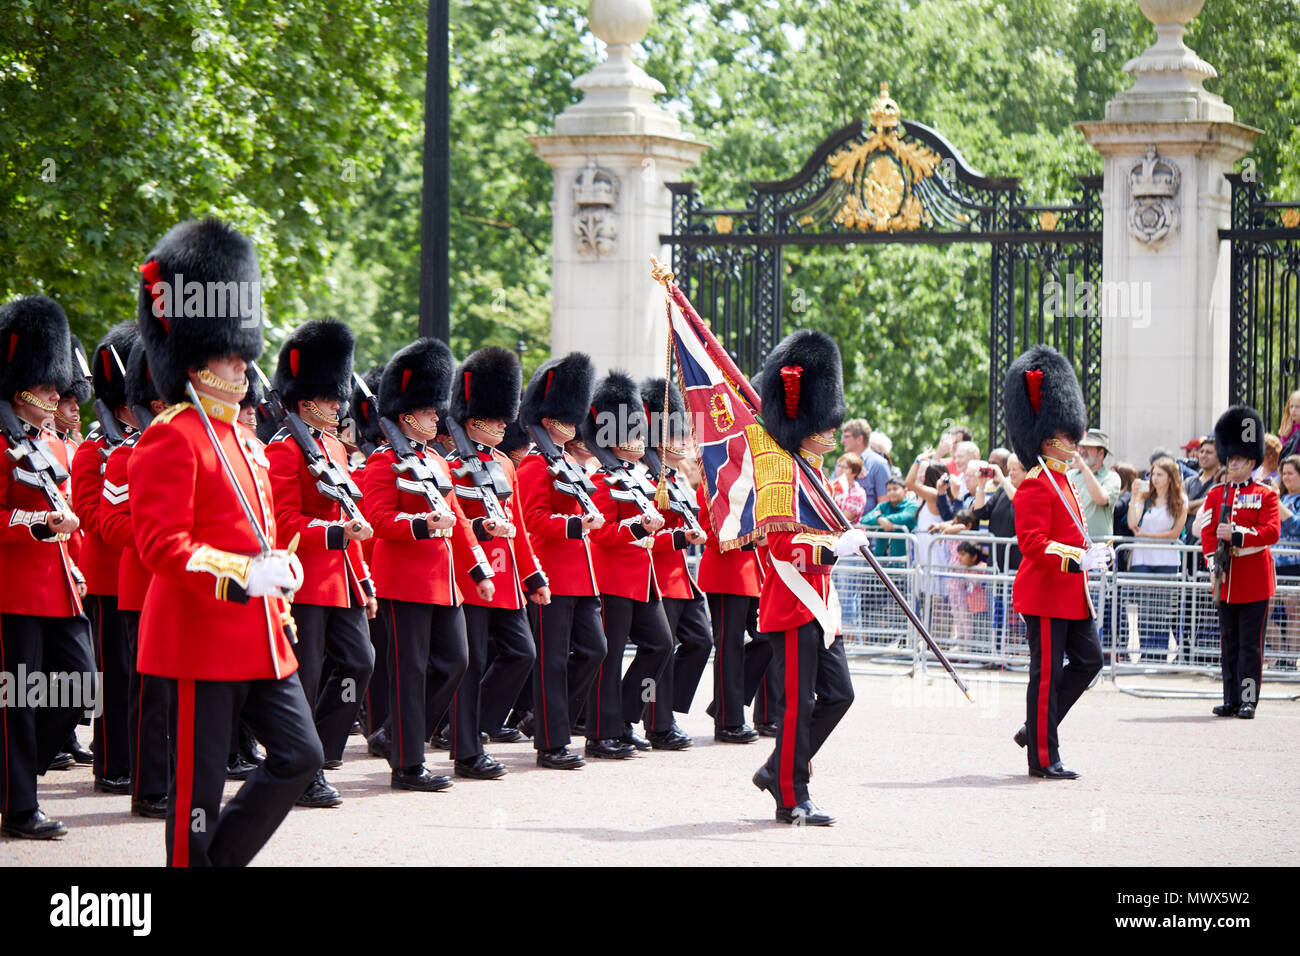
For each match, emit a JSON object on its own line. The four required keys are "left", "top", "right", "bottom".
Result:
{"left": 418, "top": 0, "right": 450, "bottom": 343}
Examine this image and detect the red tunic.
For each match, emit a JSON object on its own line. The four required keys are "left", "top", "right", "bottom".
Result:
{"left": 758, "top": 530, "right": 837, "bottom": 634}
{"left": 587, "top": 464, "right": 661, "bottom": 602}
{"left": 648, "top": 470, "right": 699, "bottom": 600}
{"left": 1011, "top": 460, "right": 1090, "bottom": 620}
{"left": 1199, "top": 480, "right": 1279, "bottom": 604}
{"left": 62, "top": 434, "right": 85, "bottom": 565}
{"left": 359, "top": 443, "right": 488, "bottom": 606}
{"left": 130, "top": 402, "right": 297, "bottom": 681}
{"left": 265, "top": 428, "right": 372, "bottom": 609}
{"left": 447, "top": 445, "right": 546, "bottom": 609}
{"left": 515, "top": 451, "right": 597, "bottom": 598}
{"left": 0, "top": 426, "right": 83, "bottom": 618}
{"left": 100, "top": 437, "right": 152, "bottom": 612}
{"left": 695, "top": 479, "right": 763, "bottom": 597}
{"left": 70, "top": 428, "right": 123, "bottom": 596}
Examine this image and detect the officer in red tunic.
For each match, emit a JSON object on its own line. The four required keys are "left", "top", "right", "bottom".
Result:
{"left": 69, "top": 322, "right": 139, "bottom": 791}
{"left": 515, "top": 352, "right": 607, "bottom": 769}
{"left": 1004, "top": 344, "right": 1107, "bottom": 779}
{"left": 748, "top": 330, "right": 857, "bottom": 826}
{"left": 638, "top": 377, "right": 712, "bottom": 737}
{"left": 443, "top": 348, "right": 548, "bottom": 779}
{"left": 99, "top": 339, "right": 173, "bottom": 818}
{"left": 265, "top": 320, "right": 376, "bottom": 807}
{"left": 131, "top": 218, "right": 319, "bottom": 866}
{"left": 0, "top": 296, "right": 95, "bottom": 840}
{"left": 1200, "top": 405, "right": 1278, "bottom": 719}
{"left": 359, "top": 338, "right": 494, "bottom": 792}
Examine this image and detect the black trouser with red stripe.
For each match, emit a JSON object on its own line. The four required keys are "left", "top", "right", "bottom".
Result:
{"left": 0, "top": 613, "right": 94, "bottom": 816}
{"left": 661, "top": 594, "right": 713, "bottom": 715}
{"left": 86, "top": 594, "right": 131, "bottom": 781}
{"left": 363, "top": 615, "right": 389, "bottom": 735}
{"left": 600, "top": 594, "right": 673, "bottom": 735}
{"left": 1218, "top": 598, "right": 1268, "bottom": 710}
{"left": 291, "top": 603, "right": 373, "bottom": 765}
{"left": 383, "top": 598, "right": 468, "bottom": 771}
{"left": 760, "top": 623, "right": 853, "bottom": 808}
{"left": 708, "top": 593, "right": 775, "bottom": 731}
{"left": 1023, "top": 614, "right": 1102, "bottom": 771}
{"left": 749, "top": 647, "right": 780, "bottom": 726}
{"left": 164, "top": 673, "right": 320, "bottom": 867}
{"left": 529, "top": 595, "right": 606, "bottom": 751}
{"left": 122, "top": 611, "right": 170, "bottom": 799}
{"left": 452, "top": 605, "right": 535, "bottom": 761}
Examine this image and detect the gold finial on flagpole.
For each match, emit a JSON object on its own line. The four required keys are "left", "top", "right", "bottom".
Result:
{"left": 649, "top": 255, "right": 675, "bottom": 285}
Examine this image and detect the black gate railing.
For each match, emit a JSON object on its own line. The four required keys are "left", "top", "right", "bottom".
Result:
{"left": 1223, "top": 175, "right": 1300, "bottom": 432}
{"left": 662, "top": 89, "right": 1101, "bottom": 451}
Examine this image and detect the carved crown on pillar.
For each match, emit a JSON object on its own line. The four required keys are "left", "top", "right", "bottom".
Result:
{"left": 1128, "top": 146, "right": 1181, "bottom": 246}
{"left": 573, "top": 159, "right": 620, "bottom": 259}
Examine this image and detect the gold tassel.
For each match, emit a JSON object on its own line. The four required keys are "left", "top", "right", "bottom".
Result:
{"left": 656, "top": 291, "right": 673, "bottom": 512}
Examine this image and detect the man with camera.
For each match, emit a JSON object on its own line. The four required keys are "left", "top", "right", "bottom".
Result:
{"left": 1069, "top": 429, "right": 1121, "bottom": 541}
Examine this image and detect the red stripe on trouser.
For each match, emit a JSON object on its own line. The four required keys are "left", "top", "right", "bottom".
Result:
{"left": 95, "top": 601, "right": 105, "bottom": 771}
{"left": 1037, "top": 616, "right": 1052, "bottom": 768}
{"left": 172, "top": 679, "right": 195, "bottom": 868}
{"left": 596, "top": 602, "right": 606, "bottom": 739}
{"left": 779, "top": 627, "right": 799, "bottom": 807}
{"left": 390, "top": 602, "right": 402, "bottom": 764}
{"left": 1256, "top": 612, "right": 1267, "bottom": 699}
{"left": 537, "top": 611, "right": 549, "bottom": 749}
{"left": 134, "top": 674, "right": 144, "bottom": 798}
{"left": 1, "top": 618, "right": 8, "bottom": 813}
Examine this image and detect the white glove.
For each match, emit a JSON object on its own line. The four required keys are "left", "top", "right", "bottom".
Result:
{"left": 832, "top": 528, "right": 871, "bottom": 557}
{"left": 1080, "top": 543, "right": 1112, "bottom": 572}
{"left": 246, "top": 551, "right": 304, "bottom": 597}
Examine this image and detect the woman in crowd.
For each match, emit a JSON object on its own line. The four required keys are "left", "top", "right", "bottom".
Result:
{"left": 831, "top": 452, "right": 868, "bottom": 523}
{"left": 1277, "top": 390, "right": 1300, "bottom": 460}
{"left": 1125, "top": 456, "right": 1189, "bottom": 662}
{"left": 1270, "top": 454, "right": 1300, "bottom": 670}
{"left": 905, "top": 456, "right": 953, "bottom": 638}
{"left": 1254, "top": 433, "right": 1282, "bottom": 487}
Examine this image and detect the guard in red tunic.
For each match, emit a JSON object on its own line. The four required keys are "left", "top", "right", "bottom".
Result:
{"left": 360, "top": 338, "right": 494, "bottom": 792}
{"left": 265, "top": 320, "right": 376, "bottom": 808}
{"left": 515, "top": 352, "right": 606, "bottom": 769}
{"left": 99, "top": 339, "right": 173, "bottom": 819}
{"left": 69, "top": 322, "right": 139, "bottom": 790}
{"left": 131, "top": 218, "right": 319, "bottom": 866}
{"left": 749, "top": 330, "right": 857, "bottom": 826}
{"left": 1004, "top": 344, "right": 1107, "bottom": 779}
{"left": 580, "top": 373, "right": 684, "bottom": 757}
{"left": 444, "top": 348, "right": 548, "bottom": 779}
{"left": 0, "top": 296, "right": 95, "bottom": 840}
{"left": 1200, "top": 405, "right": 1278, "bottom": 719}
{"left": 638, "top": 377, "right": 711, "bottom": 739}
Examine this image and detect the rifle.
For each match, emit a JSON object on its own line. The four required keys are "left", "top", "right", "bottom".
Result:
{"left": 642, "top": 446, "right": 701, "bottom": 534}
{"left": 445, "top": 416, "right": 514, "bottom": 533}
{"left": 351, "top": 371, "right": 455, "bottom": 521}
{"left": 251, "top": 362, "right": 365, "bottom": 524}
{"left": 0, "top": 398, "right": 75, "bottom": 525}
{"left": 1211, "top": 496, "right": 1233, "bottom": 602}
{"left": 525, "top": 422, "right": 601, "bottom": 521}
{"left": 93, "top": 345, "right": 130, "bottom": 455}
{"left": 112, "top": 345, "right": 157, "bottom": 431}
{"left": 586, "top": 441, "right": 662, "bottom": 525}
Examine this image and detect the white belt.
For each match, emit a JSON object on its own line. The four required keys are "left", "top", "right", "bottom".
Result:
{"left": 1234, "top": 545, "right": 1265, "bottom": 556}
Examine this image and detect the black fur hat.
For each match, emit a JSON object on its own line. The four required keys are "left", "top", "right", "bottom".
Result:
{"left": 641, "top": 376, "right": 690, "bottom": 450}
{"left": 379, "top": 338, "right": 454, "bottom": 419}
{"left": 1214, "top": 405, "right": 1266, "bottom": 467}
{"left": 273, "top": 319, "right": 354, "bottom": 411}
{"left": 498, "top": 420, "right": 531, "bottom": 457}
{"left": 580, "top": 371, "right": 647, "bottom": 451}
{"left": 91, "top": 322, "right": 138, "bottom": 411}
{"left": 125, "top": 339, "right": 160, "bottom": 410}
{"left": 349, "top": 365, "right": 384, "bottom": 447}
{"left": 137, "top": 217, "right": 264, "bottom": 404}
{"left": 520, "top": 352, "right": 595, "bottom": 427}
{"left": 0, "top": 295, "right": 73, "bottom": 399}
{"left": 63, "top": 334, "right": 93, "bottom": 404}
{"left": 1002, "top": 344, "right": 1087, "bottom": 469}
{"left": 449, "top": 346, "right": 521, "bottom": 424}
{"left": 758, "top": 329, "right": 845, "bottom": 456}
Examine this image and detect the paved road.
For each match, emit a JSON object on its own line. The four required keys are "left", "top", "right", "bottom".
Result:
{"left": 3, "top": 670, "right": 1296, "bottom": 866}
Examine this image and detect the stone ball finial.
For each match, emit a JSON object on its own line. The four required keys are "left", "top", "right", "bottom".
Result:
{"left": 1136, "top": 0, "right": 1206, "bottom": 26}
{"left": 587, "top": 0, "right": 653, "bottom": 47}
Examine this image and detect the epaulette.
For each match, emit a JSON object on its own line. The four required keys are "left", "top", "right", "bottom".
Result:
{"left": 270, "top": 427, "right": 290, "bottom": 443}
{"left": 86, "top": 424, "right": 105, "bottom": 443}
{"left": 150, "top": 402, "right": 194, "bottom": 427}
{"left": 1025, "top": 465, "right": 1043, "bottom": 480}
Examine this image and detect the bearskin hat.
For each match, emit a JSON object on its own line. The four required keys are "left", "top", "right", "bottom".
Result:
{"left": 62, "top": 334, "right": 93, "bottom": 404}
{"left": 449, "top": 346, "right": 521, "bottom": 424}
{"left": 498, "top": 420, "right": 532, "bottom": 457}
{"left": 1002, "top": 344, "right": 1087, "bottom": 469}
{"left": 520, "top": 352, "right": 596, "bottom": 428}
{"left": 273, "top": 319, "right": 354, "bottom": 412}
{"left": 379, "top": 338, "right": 454, "bottom": 420}
{"left": 641, "top": 376, "right": 690, "bottom": 450}
{"left": 125, "top": 339, "right": 161, "bottom": 410}
{"left": 349, "top": 365, "right": 384, "bottom": 447}
{"left": 0, "top": 296, "right": 73, "bottom": 400}
{"left": 580, "top": 371, "right": 647, "bottom": 452}
{"left": 1214, "top": 405, "right": 1266, "bottom": 467}
{"left": 91, "top": 322, "right": 138, "bottom": 411}
{"left": 758, "top": 329, "right": 845, "bottom": 456}
{"left": 137, "top": 218, "right": 264, "bottom": 404}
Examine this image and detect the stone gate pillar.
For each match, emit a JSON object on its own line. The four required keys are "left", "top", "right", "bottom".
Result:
{"left": 529, "top": 0, "right": 708, "bottom": 379}
{"left": 1078, "top": 0, "right": 1260, "bottom": 463}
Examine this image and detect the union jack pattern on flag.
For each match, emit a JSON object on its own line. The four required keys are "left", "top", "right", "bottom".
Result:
{"left": 667, "top": 294, "right": 839, "bottom": 551}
